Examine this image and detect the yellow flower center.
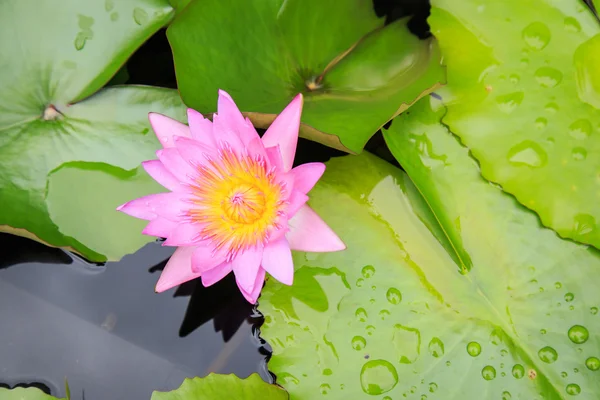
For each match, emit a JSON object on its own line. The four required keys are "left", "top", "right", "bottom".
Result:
{"left": 187, "top": 147, "right": 284, "bottom": 256}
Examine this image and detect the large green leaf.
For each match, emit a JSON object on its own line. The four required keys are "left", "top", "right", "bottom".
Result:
{"left": 428, "top": 0, "right": 600, "bottom": 249}
{"left": 167, "top": 0, "right": 444, "bottom": 153}
{"left": 260, "top": 97, "right": 600, "bottom": 399}
{"left": 0, "top": 0, "right": 184, "bottom": 261}
{"left": 0, "top": 387, "right": 64, "bottom": 400}
{"left": 151, "top": 373, "right": 288, "bottom": 399}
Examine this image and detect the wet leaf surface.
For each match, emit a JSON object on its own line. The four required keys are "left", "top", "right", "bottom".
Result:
{"left": 429, "top": 0, "right": 600, "bottom": 249}
{"left": 0, "top": 0, "right": 184, "bottom": 261}
{"left": 167, "top": 0, "right": 444, "bottom": 153}
{"left": 259, "top": 97, "right": 600, "bottom": 399}
{"left": 151, "top": 373, "right": 287, "bottom": 399}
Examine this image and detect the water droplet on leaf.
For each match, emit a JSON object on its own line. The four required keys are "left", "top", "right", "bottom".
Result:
{"left": 565, "top": 292, "right": 575, "bottom": 302}
{"left": 568, "top": 325, "right": 589, "bottom": 344}
{"left": 572, "top": 147, "right": 587, "bottom": 161}
{"left": 535, "top": 67, "right": 563, "bottom": 87}
{"left": 496, "top": 92, "right": 524, "bottom": 113}
{"left": 428, "top": 337, "right": 445, "bottom": 358}
{"left": 522, "top": 22, "right": 551, "bottom": 50}
{"left": 133, "top": 7, "right": 149, "bottom": 25}
{"left": 482, "top": 365, "right": 496, "bottom": 380}
{"left": 362, "top": 265, "right": 375, "bottom": 278}
{"left": 467, "top": 341, "right": 482, "bottom": 357}
{"left": 360, "top": 360, "right": 398, "bottom": 395}
{"left": 585, "top": 356, "right": 600, "bottom": 371}
{"left": 538, "top": 346, "right": 558, "bottom": 363}
{"left": 565, "top": 383, "right": 581, "bottom": 396}
{"left": 512, "top": 364, "right": 525, "bottom": 379}
{"left": 507, "top": 140, "right": 547, "bottom": 167}
{"left": 564, "top": 17, "right": 582, "bottom": 32}
{"left": 386, "top": 288, "right": 402, "bottom": 304}
{"left": 355, "top": 308, "right": 368, "bottom": 322}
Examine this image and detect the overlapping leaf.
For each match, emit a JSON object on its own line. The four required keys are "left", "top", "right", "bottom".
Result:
{"left": 260, "top": 97, "right": 600, "bottom": 399}
{"left": 429, "top": 0, "right": 600, "bottom": 248}
{"left": 151, "top": 373, "right": 288, "bottom": 400}
{"left": 167, "top": 0, "right": 445, "bottom": 153}
{"left": 0, "top": 0, "right": 185, "bottom": 261}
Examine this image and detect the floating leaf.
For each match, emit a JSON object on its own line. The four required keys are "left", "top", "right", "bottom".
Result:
{"left": 429, "top": 0, "right": 600, "bottom": 248}
{"left": 259, "top": 97, "right": 600, "bottom": 399}
{"left": 151, "top": 373, "right": 288, "bottom": 399}
{"left": 0, "top": 387, "right": 64, "bottom": 400}
{"left": 0, "top": 0, "right": 184, "bottom": 261}
{"left": 167, "top": 0, "right": 445, "bottom": 153}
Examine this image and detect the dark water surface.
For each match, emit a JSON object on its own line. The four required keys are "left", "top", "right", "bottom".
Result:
{"left": 0, "top": 234, "right": 267, "bottom": 399}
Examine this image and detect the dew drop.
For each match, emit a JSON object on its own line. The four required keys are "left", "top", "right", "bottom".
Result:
{"left": 501, "top": 349, "right": 508, "bottom": 357}
{"left": 512, "top": 364, "right": 525, "bottom": 379}
{"left": 507, "top": 140, "right": 547, "bottom": 168}
{"left": 133, "top": 7, "right": 149, "bottom": 25}
{"left": 359, "top": 360, "right": 398, "bottom": 395}
{"left": 509, "top": 74, "right": 520, "bottom": 83}
{"left": 565, "top": 383, "right": 581, "bottom": 396}
{"left": 565, "top": 292, "right": 575, "bottom": 302}
{"left": 496, "top": 91, "right": 524, "bottom": 113}
{"left": 574, "top": 368, "right": 579, "bottom": 373}
{"left": 572, "top": 148, "right": 587, "bottom": 161}
{"left": 356, "top": 278, "right": 364, "bottom": 287}
{"left": 320, "top": 383, "right": 330, "bottom": 395}
{"left": 538, "top": 346, "right": 558, "bottom": 363}
{"left": 535, "top": 67, "right": 563, "bottom": 88}
{"left": 564, "top": 17, "right": 582, "bottom": 32}
{"left": 382, "top": 397, "right": 392, "bottom": 400}
{"left": 561, "top": 371, "right": 568, "bottom": 378}
{"left": 585, "top": 356, "right": 600, "bottom": 371}
{"left": 366, "top": 325, "right": 375, "bottom": 336}
{"left": 386, "top": 288, "right": 402, "bottom": 305}
{"left": 429, "top": 383, "right": 438, "bottom": 393}
{"left": 569, "top": 119, "right": 592, "bottom": 140}
{"left": 490, "top": 328, "right": 504, "bottom": 345}
{"left": 522, "top": 22, "right": 551, "bottom": 50}
{"left": 74, "top": 33, "right": 88, "bottom": 50}
{"left": 535, "top": 117, "right": 547, "bottom": 129}
{"left": 362, "top": 265, "right": 375, "bottom": 278}
{"left": 545, "top": 102, "right": 559, "bottom": 113}
{"left": 355, "top": 308, "right": 368, "bottom": 322}
{"left": 445, "top": 361, "right": 451, "bottom": 367}
{"left": 421, "top": 395, "right": 427, "bottom": 400}
{"left": 540, "top": 329, "right": 547, "bottom": 335}
{"left": 352, "top": 336, "right": 366, "bottom": 350}
{"left": 467, "top": 341, "right": 482, "bottom": 357}
{"left": 428, "top": 337, "right": 445, "bottom": 358}
{"left": 502, "top": 391, "right": 512, "bottom": 400}
{"left": 568, "top": 325, "right": 589, "bottom": 344}
{"left": 592, "top": 307, "right": 599, "bottom": 315}
{"left": 379, "top": 309, "right": 390, "bottom": 320}
{"left": 555, "top": 282, "right": 562, "bottom": 289}
{"left": 482, "top": 365, "right": 496, "bottom": 380}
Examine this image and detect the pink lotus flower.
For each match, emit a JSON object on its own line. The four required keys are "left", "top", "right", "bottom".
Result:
{"left": 117, "top": 90, "right": 345, "bottom": 303}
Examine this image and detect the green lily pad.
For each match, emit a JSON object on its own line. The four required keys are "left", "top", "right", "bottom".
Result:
{"left": 151, "top": 373, "right": 288, "bottom": 399}
{"left": 0, "top": 0, "right": 186, "bottom": 261}
{"left": 259, "top": 97, "right": 600, "bottom": 399}
{"left": 428, "top": 0, "right": 600, "bottom": 249}
{"left": 0, "top": 387, "right": 64, "bottom": 400}
{"left": 167, "top": 0, "right": 445, "bottom": 153}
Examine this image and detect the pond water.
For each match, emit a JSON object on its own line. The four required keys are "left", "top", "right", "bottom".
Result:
{"left": 0, "top": 233, "right": 270, "bottom": 399}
